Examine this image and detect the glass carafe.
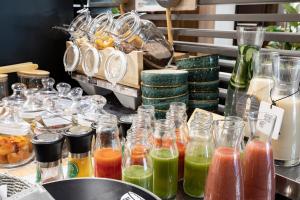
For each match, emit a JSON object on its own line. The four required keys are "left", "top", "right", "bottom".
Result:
{"left": 151, "top": 119, "right": 178, "bottom": 200}
{"left": 111, "top": 11, "right": 173, "bottom": 69}
{"left": 225, "top": 27, "right": 264, "bottom": 116}
{"left": 244, "top": 111, "right": 276, "bottom": 200}
{"left": 271, "top": 56, "right": 300, "bottom": 166}
{"left": 123, "top": 115, "right": 153, "bottom": 191}
{"left": 184, "top": 118, "right": 213, "bottom": 198}
{"left": 204, "top": 119, "right": 245, "bottom": 200}
{"left": 166, "top": 102, "right": 188, "bottom": 180}
{"left": 94, "top": 114, "right": 122, "bottom": 179}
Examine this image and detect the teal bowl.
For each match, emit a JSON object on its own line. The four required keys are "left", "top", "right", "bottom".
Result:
{"left": 176, "top": 54, "right": 219, "bottom": 69}
{"left": 188, "top": 80, "right": 219, "bottom": 91}
{"left": 141, "top": 84, "right": 188, "bottom": 98}
{"left": 142, "top": 93, "right": 189, "bottom": 105}
{"left": 187, "top": 66, "right": 219, "bottom": 82}
{"left": 141, "top": 69, "right": 188, "bottom": 86}
{"left": 189, "top": 90, "right": 219, "bottom": 100}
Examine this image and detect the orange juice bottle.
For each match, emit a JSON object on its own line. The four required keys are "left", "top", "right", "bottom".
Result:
{"left": 94, "top": 114, "right": 122, "bottom": 180}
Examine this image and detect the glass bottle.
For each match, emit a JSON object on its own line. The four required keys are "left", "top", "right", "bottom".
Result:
{"left": 111, "top": 11, "right": 173, "bottom": 69}
{"left": 271, "top": 56, "right": 300, "bottom": 166}
{"left": 244, "top": 111, "right": 276, "bottom": 200}
{"left": 189, "top": 110, "right": 213, "bottom": 129}
{"left": 225, "top": 26, "right": 265, "bottom": 116}
{"left": 123, "top": 115, "right": 153, "bottom": 191}
{"left": 204, "top": 118, "right": 245, "bottom": 200}
{"left": 150, "top": 119, "right": 178, "bottom": 200}
{"left": 137, "top": 105, "right": 155, "bottom": 132}
{"left": 183, "top": 118, "right": 213, "bottom": 198}
{"left": 63, "top": 125, "right": 94, "bottom": 178}
{"left": 94, "top": 114, "right": 122, "bottom": 180}
{"left": 0, "top": 99, "right": 33, "bottom": 168}
{"left": 31, "top": 133, "right": 64, "bottom": 184}
{"left": 166, "top": 102, "right": 188, "bottom": 180}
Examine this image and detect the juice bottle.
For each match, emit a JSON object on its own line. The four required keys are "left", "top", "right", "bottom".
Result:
{"left": 205, "top": 118, "right": 245, "bottom": 200}
{"left": 183, "top": 112, "right": 213, "bottom": 198}
{"left": 151, "top": 119, "right": 178, "bottom": 200}
{"left": 63, "top": 125, "right": 94, "bottom": 178}
{"left": 123, "top": 114, "right": 153, "bottom": 191}
{"left": 166, "top": 102, "right": 188, "bottom": 180}
{"left": 244, "top": 111, "right": 276, "bottom": 200}
{"left": 94, "top": 114, "right": 122, "bottom": 180}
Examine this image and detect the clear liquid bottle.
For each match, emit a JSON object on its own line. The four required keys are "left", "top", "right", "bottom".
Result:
{"left": 183, "top": 115, "right": 213, "bottom": 198}
{"left": 244, "top": 111, "right": 276, "bottom": 200}
{"left": 166, "top": 102, "right": 188, "bottom": 180}
{"left": 123, "top": 115, "right": 153, "bottom": 191}
{"left": 204, "top": 118, "right": 245, "bottom": 200}
{"left": 94, "top": 114, "right": 122, "bottom": 179}
{"left": 151, "top": 119, "right": 178, "bottom": 200}
{"left": 271, "top": 56, "right": 300, "bottom": 166}
{"left": 225, "top": 27, "right": 264, "bottom": 116}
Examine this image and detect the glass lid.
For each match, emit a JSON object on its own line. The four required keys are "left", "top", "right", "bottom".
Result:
{"left": 104, "top": 49, "right": 127, "bottom": 85}
{"left": 63, "top": 43, "right": 80, "bottom": 72}
{"left": 3, "top": 83, "right": 27, "bottom": 107}
{"left": 20, "top": 88, "right": 44, "bottom": 120}
{"left": 39, "top": 77, "right": 57, "bottom": 97}
{"left": 82, "top": 46, "right": 101, "bottom": 77}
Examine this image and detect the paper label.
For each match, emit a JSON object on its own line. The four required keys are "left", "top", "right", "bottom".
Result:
{"left": 42, "top": 116, "right": 72, "bottom": 127}
{"left": 258, "top": 101, "right": 284, "bottom": 140}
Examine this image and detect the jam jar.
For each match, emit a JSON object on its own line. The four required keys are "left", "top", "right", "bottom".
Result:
{"left": 17, "top": 69, "right": 50, "bottom": 89}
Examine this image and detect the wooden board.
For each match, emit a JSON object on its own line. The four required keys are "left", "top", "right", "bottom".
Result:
{"left": 0, "top": 62, "right": 38, "bottom": 74}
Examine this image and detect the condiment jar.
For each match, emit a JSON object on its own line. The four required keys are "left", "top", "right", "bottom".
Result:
{"left": 94, "top": 114, "right": 122, "bottom": 180}
{"left": 55, "top": 82, "right": 72, "bottom": 111}
{"left": 0, "top": 100, "right": 33, "bottom": 168}
{"left": 166, "top": 102, "right": 189, "bottom": 180}
{"left": 4, "top": 83, "right": 27, "bottom": 107}
{"left": 17, "top": 69, "right": 50, "bottom": 89}
{"left": 0, "top": 74, "right": 8, "bottom": 99}
{"left": 123, "top": 115, "right": 153, "bottom": 191}
{"left": 31, "top": 133, "right": 64, "bottom": 184}
{"left": 63, "top": 125, "right": 94, "bottom": 178}
{"left": 111, "top": 11, "right": 174, "bottom": 69}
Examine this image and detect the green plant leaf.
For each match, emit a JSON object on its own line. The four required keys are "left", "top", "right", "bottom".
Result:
{"left": 283, "top": 3, "right": 298, "bottom": 14}
{"left": 266, "top": 25, "right": 284, "bottom": 32}
{"left": 111, "top": 7, "right": 120, "bottom": 14}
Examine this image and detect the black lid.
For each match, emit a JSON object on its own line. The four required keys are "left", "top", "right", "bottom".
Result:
{"left": 63, "top": 125, "right": 94, "bottom": 154}
{"left": 31, "top": 133, "right": 64, "bottom": 163}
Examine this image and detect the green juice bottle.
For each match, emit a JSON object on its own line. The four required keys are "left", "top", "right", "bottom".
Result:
{"left": 151, "top": 119, "right": 179, "bottom": 200}
{"left": 183, "top": 111, "right": 214, "bottom": 198}
{"left": 123, "top": 165, "right": 153, "bottom": 191}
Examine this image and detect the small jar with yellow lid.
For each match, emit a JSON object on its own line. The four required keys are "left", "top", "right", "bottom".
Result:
{"left": 0, "top": 74, "right": 8, "bottom": 99}
{"left": 17, "top": 69, "right": 50, "bottom": 89}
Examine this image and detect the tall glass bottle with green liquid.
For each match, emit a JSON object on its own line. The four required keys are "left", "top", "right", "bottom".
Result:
{"left": 224, "top": 26, "right": 264, "bottom": 116}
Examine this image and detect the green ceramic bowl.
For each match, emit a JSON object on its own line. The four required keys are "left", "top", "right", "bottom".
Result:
{"left": 187, "top": 66, "right": 219, "bottom": 82}
{"left": 141, "top": 69, "right": 188, "bottom": 86}
{"left": 176, "top": 54, "right": 219, "bottom": 69}
{"left": 188, "top": 80, "right": 219, "bottom": 91}
{"left": 141, "top": 84, "right": 188, "bottom": 98}
{"left": 189, "top": 90, "right": 219, "bottom": 100}
{"left": 142, "top": 93, "right": 189, "bottom": 105}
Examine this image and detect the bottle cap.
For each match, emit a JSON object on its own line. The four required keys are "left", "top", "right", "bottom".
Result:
{"left": 63, "top": 125, "right": 94, "bottom": 154}
{"left": 31, "top": 133, "right": 64, "bottom": 163}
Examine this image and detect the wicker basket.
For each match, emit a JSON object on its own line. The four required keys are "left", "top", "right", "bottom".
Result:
{"left": 0, "top": 173, "right": 33, "bottom": 198}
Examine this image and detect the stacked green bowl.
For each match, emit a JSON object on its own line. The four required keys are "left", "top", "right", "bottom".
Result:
{"left": 176, "top": 55, "right": 219, "bottom": 113}
{"left": 141, "top": 69, "right": 189, "bottom": 119}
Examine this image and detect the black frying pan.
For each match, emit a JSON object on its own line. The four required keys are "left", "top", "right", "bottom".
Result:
{"left": 43, "top": 178, "right": 161, "bottom": 200}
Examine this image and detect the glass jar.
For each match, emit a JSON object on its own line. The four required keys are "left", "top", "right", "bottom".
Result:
{"left": 65, "top": 87, "right": 83, "bottom": 124}
{"left": 63, "top": 125, "right": 94, "bottom": 178}
{"left": 111, "top": 11, "right": 174, "bottom": 69}
{"left": 151, "top": 119, "right": 178, "bottom": 200}
{"left": 4, "top": 83, "right": 27, "bottom": 107}
{"left": 20, "top": 88, "right": 44, "bottom": 123}
{"left": 17, "top": 69, "right": 50, "bottom": 89}
{"left": 55, "top": 82, "right": 72, "bottom": 111}
{"left": 244, "top": 111, "right": 276, "bottom": 200}
{"left": 38, "top": 77, "right": 58, "bottom": 100}
{"left": 0, "top": 74, "right": 8, "bottom": 99}
{"left": 0, "top": 101, "right": 33, "bottom": 168}
{"left": 183, "top": 118, "right": 213, "bottom": 198}
{"left": 31, "top": 133, "right": 64, "bottom": 184}
{"left": 123, "top": 115, "right": 153, "bottom": 191}
{"left": 166, "top": 102, "right": 188, "bottom": 180}
{"left": 271, "top": 56, "right": 300, "bottom": 166}
{"left": 94, "top": 114, "right": 122, "bottom": 180}
{"left": 225, "top": 27, "right": 265, "bottom": 116}
{"left": 204, "top": 119, "right": 245, "bottom": 200}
